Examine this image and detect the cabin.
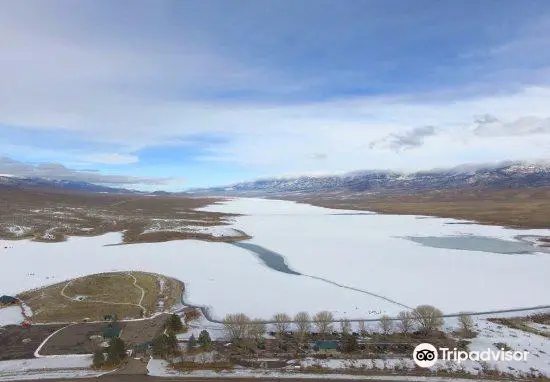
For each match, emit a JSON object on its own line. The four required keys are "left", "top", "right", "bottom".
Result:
{"left": 312, "top": 340, "right": 340, "bottom": 354}
{"left": 0, "top": 295, "right": 17, "bottom": 305}
{"left": 101, "top": 326, "right": 122, "bottom": 340}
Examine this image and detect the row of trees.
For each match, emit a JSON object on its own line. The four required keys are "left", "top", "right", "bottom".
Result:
{"left": 223, "top": 305, "right": 475, "bottom": 341}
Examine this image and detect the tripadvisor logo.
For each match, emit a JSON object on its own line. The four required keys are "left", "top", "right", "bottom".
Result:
{"left": 413, "top": 343, "right": 529, "bottom": 368}
{"left": 413, "top": 343, "right": 438, "bottom": 367}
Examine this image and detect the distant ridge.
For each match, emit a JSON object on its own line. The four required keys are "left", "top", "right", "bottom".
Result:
{"left": 188, "top": 161, "right": 550, "bottom": 196}
{"left": 0, "top": 175, "right": 137, "bottom": 194}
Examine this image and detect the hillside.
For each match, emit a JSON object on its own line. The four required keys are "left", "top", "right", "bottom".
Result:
{"left": 190, "top": 161, "right": 550, "bottom": 197}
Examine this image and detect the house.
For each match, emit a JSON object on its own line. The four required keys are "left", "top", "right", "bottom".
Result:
{"left": 134, "top": 340, "right": 153, "bottom": 353}
{"left": 101, "top": 326, "right": 122, "bottom": 340}
{"left": 0, "top": 295, "right": 17, "bottom": 305}
{"left": 312, "top": 340, "right": 340, "bottom": 354}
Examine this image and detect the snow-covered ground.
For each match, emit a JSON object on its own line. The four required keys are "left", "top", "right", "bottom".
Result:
{"left": 0, "top": 306, "right": 24, "bottom": 327}
{"left": 0, "top": 356, "right": 102, "bottom": 381}
{"left": 146, "top": 358, "right": 497, "bottom": 380}
{"left": 1, "top": 197, "right": 549, "bottom": 321}
{"left": 5, "top": 226, "right": 31, "bottom": 237}
{"left": 176, "top": 315, "right": 226, "bottom": 341}
{"left": 143, "top": 222, "right": 243, "bottom": 238}
{"left": 201, "top": 198, "right": 550, "bottom": 315}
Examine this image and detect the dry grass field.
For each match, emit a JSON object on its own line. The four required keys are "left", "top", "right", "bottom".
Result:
{"left": 302, "top": 187, "right": 550, "bottom": 230}
{"left": 17, "top": 271, "right": 183, "bottom": 322}
{"left": 0, "top": 187, "right": 249, "bottom": 243}
{"left": 38, "top": 314, "right": 169, "bottom": 355}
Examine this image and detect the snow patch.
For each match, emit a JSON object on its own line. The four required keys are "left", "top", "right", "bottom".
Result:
{"left": 0, "top": 306, "right": 24, "bottom": 327}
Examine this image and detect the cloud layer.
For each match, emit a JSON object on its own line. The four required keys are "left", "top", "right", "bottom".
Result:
{"left": 0, "top": 157, "right": 175, "bottom": 186}
{"left": 0, "top": 2, "right": 550, "bottom": 187}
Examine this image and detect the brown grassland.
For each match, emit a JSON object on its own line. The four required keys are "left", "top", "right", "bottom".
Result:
{"left": 0, "top": 187, "right": 249, "bottom": 243}
{"left": 17, "top": 271, "right": 183, "bottom": 322}
{"left": 299, "top": 187, "right": 550, "bottom": 230}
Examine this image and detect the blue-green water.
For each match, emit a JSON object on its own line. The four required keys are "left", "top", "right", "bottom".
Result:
{"left": 404, "top": 235, "right": 550, "bottom": 254}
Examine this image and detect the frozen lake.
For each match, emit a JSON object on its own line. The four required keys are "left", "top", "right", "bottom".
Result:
{"left": 1, "top": 198, "right": 549, "bottom": 321}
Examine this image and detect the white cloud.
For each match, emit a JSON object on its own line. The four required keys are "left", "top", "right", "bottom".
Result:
{"left": 474, "top": 114, "right": 550, "bottom": 137}
{"left": 0, "top": 157, "right": 173, "bottom": 185}
{"left": 82, "top": 153, "right": 139, "bottom": 165}
{"left": 1, "top": 3, "right": 550, "bottom": 183}
{"left": 369, "top": 126, "right": 439, "bottom": 151}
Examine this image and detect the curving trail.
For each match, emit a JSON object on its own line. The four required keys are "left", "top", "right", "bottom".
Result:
{"left": 60, "top": 274, "right": 146, "bottom": 316}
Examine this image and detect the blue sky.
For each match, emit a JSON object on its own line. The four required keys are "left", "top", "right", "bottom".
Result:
{"left": 1, "top": 1, "right": 550, "bottom": 190}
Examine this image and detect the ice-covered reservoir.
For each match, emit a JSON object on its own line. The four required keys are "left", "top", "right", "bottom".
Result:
{"left": 1, "top": 198, "right": 550, "bottom": 320}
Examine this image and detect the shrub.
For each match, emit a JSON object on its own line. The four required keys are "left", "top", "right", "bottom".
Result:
{"left": 412, "top": 305, "right": 444, "bottom": 334}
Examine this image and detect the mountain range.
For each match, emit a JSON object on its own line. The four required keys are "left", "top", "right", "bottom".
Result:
{"left": 0, "top": 175, "right": 135, "bottom": 194}
{"left": 189, "top": 161, "right": 550, "bottom": 197}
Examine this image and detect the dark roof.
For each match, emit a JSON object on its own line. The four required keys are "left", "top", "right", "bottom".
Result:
{"left": 0, "top": 295, "right": 17, "bottom": 304}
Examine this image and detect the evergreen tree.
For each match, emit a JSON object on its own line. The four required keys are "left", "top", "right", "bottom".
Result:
{"left": 198, "top": 330, "right": 212, "bottom": 348}
{"left": 342, "top": 334, "right": 358, "bottom": 353}
{"left": 106, "top": 337, "right": 126, "bottom": 364}
{"left": 167, "top": 313, "right": 183, "bottom": 332}
{"left": 187, "top": 334, "right": 197, "bottom": 350}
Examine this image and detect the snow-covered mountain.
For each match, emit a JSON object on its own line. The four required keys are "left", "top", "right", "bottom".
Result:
{"left": 0, "top": 176, "right": 136, "bottom": 194}
{"left": 190, "top": 161, "right": 550, "bottom": 196}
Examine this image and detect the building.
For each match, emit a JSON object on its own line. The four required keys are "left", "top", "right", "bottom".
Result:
{"left": 101, "top": 326, "right": 122, "bottom": 340}
{"left": 0, "top": 295, "right": 17, "bottom": 305}
{"left": 312, "top": 340, "right": 340, "bottom": 354}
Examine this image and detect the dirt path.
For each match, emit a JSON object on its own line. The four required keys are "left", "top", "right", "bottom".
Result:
{"left": 60, "top": 275, "right": 146, "bottom": 315}
{"left": 11, "top": 376, "right": 423, "bottom": 382}
{"left": 129, "top": 272, "right": 147, "bottom": 314}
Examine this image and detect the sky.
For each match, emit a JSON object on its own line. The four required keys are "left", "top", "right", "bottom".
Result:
{"left": 1, "top": 0, "right": 550, "bottom": 190}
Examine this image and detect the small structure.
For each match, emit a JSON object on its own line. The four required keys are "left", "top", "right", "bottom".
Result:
{"left": 0, "top": 295, "right": 17, "bottom": 305}
{"left": 103, "top": 314, "right": 117, "bottom": 322}
{"left": 134, "top": 340, "right": 153, "bottom": 354}
{"left": 101, "top": 326, "right": 122, "bottom": 340}
{"left": 312, "top": 340, "right": 340, "bottom": 354}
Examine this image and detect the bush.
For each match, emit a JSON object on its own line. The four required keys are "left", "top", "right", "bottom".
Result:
{"left": 92, "top": 350, "right": 105, "bottom": 368}
{"left": 379, "top": 315, "right": 393, "bottom": 335}
{"left": 411, "top": 305, "right": 444, "bottom": 334}
{"left": 184, "top": 309, "right": 201, "bottom": 323}
{"left": 458, "top": 312, "right": 475, "bottom": 336}
{"left": 397, "top": 311, "right": 413, "bottom": 334}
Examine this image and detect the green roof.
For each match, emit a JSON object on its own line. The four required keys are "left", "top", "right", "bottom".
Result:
{"left": 101, "top": 327, "right": 122, "bottom": 338}
{"left": 315, "top": 340, "right": 339, "bottom": 350}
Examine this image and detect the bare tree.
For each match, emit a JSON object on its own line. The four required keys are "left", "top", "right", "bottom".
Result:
{"left": 340, "top": 318, "right": 351, "bottom": 336}
{"left": 458, "top": 312, "right": 474, "bottom": 336}
{"left": 379, "top": 315, "right": 393, "bottom": 335}
{"left": 358, "top": 320, "right": 368, "bottom": 337}
{"left": 411, "top": 305, "right": 444, "bottom": 334}
{"left": 223, "top": 313, "right": 250, "bottom": 341}
{"left": 294, "top": 312, "right": 311, "bottom": 342}
{"left": 397, "top": 311, "right": 413, "bottom": 335}
{"left": 249, "top": 319, "right": 267, "bottom": 342}
{"left": 313, "top": 311, "right": 334, "bottom": 338}
{"left": 272, "top": 313, "right": 291, "bottom": 338}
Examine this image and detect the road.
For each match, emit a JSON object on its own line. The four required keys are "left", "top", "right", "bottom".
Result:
{"left": 11, "top": 377, "right": 424, "bottom": 382}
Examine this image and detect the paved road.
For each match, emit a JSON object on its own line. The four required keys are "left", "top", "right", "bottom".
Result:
{"left": 13, "top": 377, "right": 422, "bottom": 382}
